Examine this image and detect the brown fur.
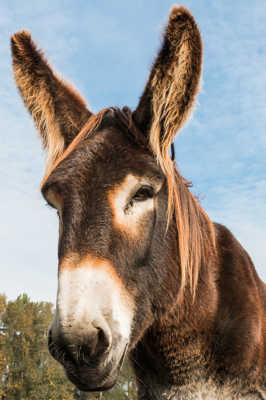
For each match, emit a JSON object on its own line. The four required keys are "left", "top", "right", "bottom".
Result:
{"left": 11, "top": 5, "right": 266, "bottom": 399}
{"left": 11, "top": 30, "right": 92, "bottom": 172}
{"left": 40, "top": 108, "right": 109, "bottom": 186}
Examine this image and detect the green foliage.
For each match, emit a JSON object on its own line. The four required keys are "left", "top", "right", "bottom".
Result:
{"left": 0, "top": 294, "right": 137, "bottom": 400}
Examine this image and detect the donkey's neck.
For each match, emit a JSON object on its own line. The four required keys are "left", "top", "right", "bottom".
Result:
{"left": 132, "top": 322, "right": 213, "bottom": 399}
{"left": 131, "top": 259, "right": 218, "bottom": 400}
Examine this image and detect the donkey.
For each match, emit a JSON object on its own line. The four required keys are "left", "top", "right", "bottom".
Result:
{"left": 11, "top": 6, "right": 266, "bottom": 400}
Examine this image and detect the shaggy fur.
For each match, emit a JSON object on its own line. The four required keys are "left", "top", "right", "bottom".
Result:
{"left": 11, "top": 5, "right": 266, "bottom": 400}
{"left": 133, "top": 6, "right": 211, "bottom": 294}
{"left": 11, "top": 30, "right": 91, "bottom": 172}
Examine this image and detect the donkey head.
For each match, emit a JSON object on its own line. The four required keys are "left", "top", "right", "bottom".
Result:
{"left": 11, "top": 6, "right": 206, "bottom": 392}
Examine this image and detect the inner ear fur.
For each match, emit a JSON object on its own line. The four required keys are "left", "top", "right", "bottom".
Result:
{"left": 11, "top": 30, "right": 92, "bottom": 171}
{"left": 133, "top": 6, "right": 203, "bottom": 170}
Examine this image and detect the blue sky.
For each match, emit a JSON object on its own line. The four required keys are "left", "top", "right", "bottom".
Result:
{"left": 1, "top": 0, "right": 265, "bottom": 302}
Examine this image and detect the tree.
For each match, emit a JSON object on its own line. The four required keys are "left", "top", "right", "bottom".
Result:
{"left": 0, "top": 294, "right": 75, "bottom": 399}
{"left": 0, "top": 294, "right": 137, "bottom": 399}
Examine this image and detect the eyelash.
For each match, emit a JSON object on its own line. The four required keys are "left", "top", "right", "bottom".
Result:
{"left": 132, "top": 186, "right": 154, "bottom": 202}
{"left": 126, "top": 186, "right": 154, "bottom": 209}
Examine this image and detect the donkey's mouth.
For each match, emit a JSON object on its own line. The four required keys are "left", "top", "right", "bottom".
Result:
{"left": 64, "top": 342, "right": 129, "bottom": 392}
{"left": 66, "top": 362, "right": 116, "bottom": 392}
{"left": 68, "top": 376, "right": 116, "bottom": 392}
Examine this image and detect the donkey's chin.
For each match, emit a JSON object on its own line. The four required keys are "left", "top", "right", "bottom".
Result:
{"left": 65, "top": 364, "right": 117, "bottom": 392}
{"left": 63, "top": 343, "right": 128, "bottom": 392}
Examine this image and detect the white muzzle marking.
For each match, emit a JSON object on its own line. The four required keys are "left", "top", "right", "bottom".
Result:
{"left": 54, "top": 256, "right": 133, "bottom": 343}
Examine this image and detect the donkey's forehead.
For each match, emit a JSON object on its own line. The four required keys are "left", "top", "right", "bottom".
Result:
{"left": 42, "top": 123, "right": 163, "bottom": 194}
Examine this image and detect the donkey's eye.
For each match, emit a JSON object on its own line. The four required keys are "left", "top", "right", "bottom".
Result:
{"left": 132, "top": 186, "right": 154, "bottom": 202}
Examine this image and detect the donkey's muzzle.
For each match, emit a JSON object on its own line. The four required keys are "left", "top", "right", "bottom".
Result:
{"left": 49, "top": 258, "right": 133, "bottom": 390}
{"left": 48, "top": 322, "right": 110, "bottom": 363}
{"left": 48, "top": 321, "right": 127, "bottom": 391}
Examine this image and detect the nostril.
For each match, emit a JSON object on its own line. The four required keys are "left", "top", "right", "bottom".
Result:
{"left": 80, "top": 326, "right": 110, "bottom": 359}
{"left": 77, "top": 325, "right": 111, "bottom": 363}
{"left": 48, "top": 320, "right": 112, "bottom": 367}
{"left": 97, "top": 326, "right": 110, "bottom": 351}
{"left": 92, "top": 318, "right": 112, "bottom": 352}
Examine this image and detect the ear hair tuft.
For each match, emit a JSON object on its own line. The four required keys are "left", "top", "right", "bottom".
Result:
{"left": 11, "top": 30, "right": 92, "bottom": 173}
{"left": 149, "top": 6, "right": 202, "bottom": 169}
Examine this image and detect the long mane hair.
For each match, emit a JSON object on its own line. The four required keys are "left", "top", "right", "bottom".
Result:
{"left": 41, "top": 106, "right": 216, "bottom": 298}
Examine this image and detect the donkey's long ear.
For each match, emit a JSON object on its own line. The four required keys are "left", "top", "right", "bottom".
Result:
{"left": 133, "top": 6, "right": 202, "bottom": 169}
{"left": 11, "top": 31, "right": 92, "bottom": 170}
